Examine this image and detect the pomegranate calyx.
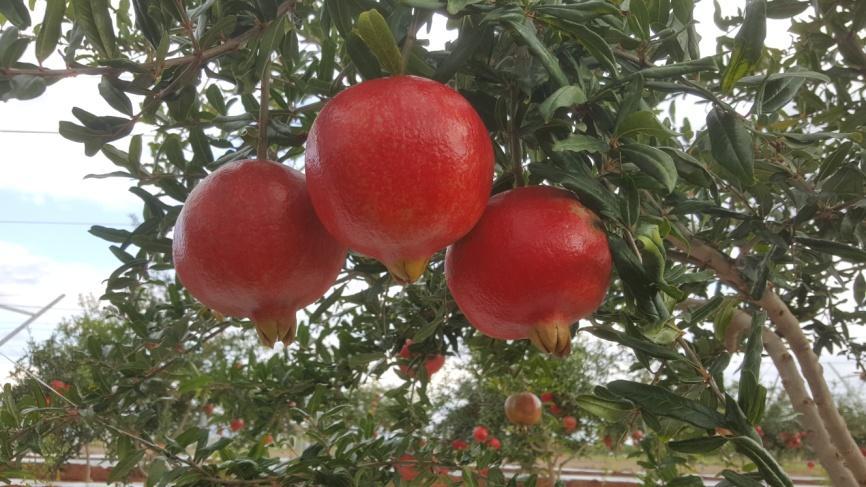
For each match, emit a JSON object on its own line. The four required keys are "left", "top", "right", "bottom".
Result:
{"left": 386, "top": 257, "right": 430, "bottom": 285}
{"left": 254, "top": 314, "right": 297, "bottom": 348}
{"left": 529, "top": 323, "right": 572, "bottom": 357}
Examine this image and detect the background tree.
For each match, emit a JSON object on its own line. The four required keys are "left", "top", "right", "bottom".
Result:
{"left": 2, "top": 0, "right": 866, "bottom": 485}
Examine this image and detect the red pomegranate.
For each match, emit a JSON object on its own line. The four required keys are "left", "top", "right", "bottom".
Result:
{"left": 397, "top": 339, "right": 446, "bottom": 378}
{"left": 540, "top": 391, "right": 555, "bottom": 403}
{"left": 50, "top": 380, "right": 69, "bottom": 393}
{"left": 446, "top": 186, "right": 612, "bottom": 356}
{"left": 755, "top": 425, "right": 764, "bottom": 437}
{"left": 631, "top": 430, "right": 644, "bottom": 442}
{"left": 548, "top": 403, "right": 562, "bottom": 416}
{"left": 451, "top": 439, "right": 468, "bottom": 450}
{"left": 562, "top": 416, "right": 579, "bottom": 433}
{"left": 173, "top": 159, "right": 347, "bottom": 347}
{"left": 486, "top": 437, "right": 501, "bottom": 450}
{"left": 305, "top": 76, "right": 494, "bottom": 284}
{"left": 603, "top": 434, "right": 614, "bottom": 450}
{"left": 394, "top": 454, "right": 420, "bottom": 481}
{"left": 504, "top": 392, "right": 542, "bottom": 426}
{"left": 472, "top": 425, "right": 489, "bottom": 443}
{"left": 202, "top": 403, "right": 214, "bottom": 416}
{"left": 230, "top": 418, "right": 245, "bottom": 432}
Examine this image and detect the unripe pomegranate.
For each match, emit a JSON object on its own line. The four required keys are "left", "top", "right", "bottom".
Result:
{"left": 562, "top": 416, "right": 579, "bottom": 433}
{"left": 306, "top": 76, "right": 494, "bottom": 284}
{"left": 472, "top": 425, "right": 489, "bottom": 443}
{"left": 504, "top": 392, "right": 542, "bottom": 426}
{"left": 397, "top": 339, "right": 446, "bottom": 378}
{"left": 394, "top": 454, "right": 420, "bottom": 481}
{"left": 486, "top": 437, "right": 501, "bottom": 450}
{"left": 230, "top": 418, "right": 245, "bottom": 432}
{"left": 173, "top": 159, "right": 347, "bottom": 347}
{"left": 446, "top": 186, "right": 612, "bottom": 356}
{"left": 451, "top": 439, "right": 468, "bottom": 451}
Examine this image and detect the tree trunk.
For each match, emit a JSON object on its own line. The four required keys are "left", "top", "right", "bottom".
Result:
{"left": 668, "top": 234, "right": 866, "bottom": 485}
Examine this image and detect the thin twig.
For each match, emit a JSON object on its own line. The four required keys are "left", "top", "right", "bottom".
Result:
{"left": 258, "top": 61, "right": 271, "bottom": 160}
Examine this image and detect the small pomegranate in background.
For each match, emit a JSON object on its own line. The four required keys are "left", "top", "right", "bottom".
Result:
{"left": 486, "top": 437, "right": 501, "bottom": 450}
{"left": 306, "top": 76, "right": 494, "bottom": 284}
{"left": 451, "top": 439, "right": 468, "bottom": 451}
{"left": 50, "top": 380, "right": 69, "bottom": 393}
{"left": 603, "top": 434, "right": 614, "bottom": 450}
{"left": 230, "top": 418, "right": 245, "bottom": 432}
{"left": 631, "top": 430, "right": 644, "bottom": 442}
{"left": 202, "top": 403, "right": 214, "bottom": 416}
{"left": 540, "top": 391, "right": 554, "bottom": 403}
{"left": 504, "top": 392, "right": 542, "bottom": 426}
{"left": 472, "top": 425, "right": 489, "bottom": 443}
{"left": 173, "top": 159, "right": 347, "bottom": 347}
{"left": 262, "top": 434, "right": 274, "bottom": 446}
{"left": 755, "top": 425, "right": 764, "bottom": 437}
{"left": 397, "top": 339, "right": 445, "bottom": 378}
{"left": 394, "top": 454, "right": 420, "bottom": 481}
{"left": 446, "top": 186, "right": 612, "bottom": 356}
{"left": 548, "top": 403, "right": 562, "bottom": 416}
{"left": 562, "top": 416, "right": 579, "bottom": 433}
{"left": 807, "top": 461, "right": 815, "bottom": 470}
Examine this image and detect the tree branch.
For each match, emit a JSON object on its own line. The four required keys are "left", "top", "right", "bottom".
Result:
{"left": 668, "top": 233, "right": 866, "bottom": 485}
{"left": 762, "top": 327, "right": 858, "bottom": 487}
{"left": 0, "top": 1, "right": 296, "bottom": 80}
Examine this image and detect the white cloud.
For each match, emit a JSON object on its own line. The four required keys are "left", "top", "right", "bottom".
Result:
{"left": 0, "top": 240, "right": 111, "bottom": 379}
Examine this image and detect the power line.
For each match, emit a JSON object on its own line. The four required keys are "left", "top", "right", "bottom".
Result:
{"left": 0, "top": 220, "right": 135, "bottom": 226}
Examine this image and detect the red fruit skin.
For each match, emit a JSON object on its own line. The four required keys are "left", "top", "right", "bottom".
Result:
{"left": 50, "top": 380, "right": 68, "bottom": 393}
{"left": 487, "top": 437, "right": 501, "bottom": 450}
{"left": 540, "top": 392, "right": 554, "bottom": 403}
{"left": 451, "top": 439, "right": 468, "bottom": 451}
{"left": 230, "top": 418, "right": 245, "bottom": 432}
{"left": 562, "top": 416, "right": 579, "bottom": 433}
{"left": 807, "top": 461, "right": 815, "bottom": 470}
{"left": 446, "top": 186, "right": 612, "bottom": 340}
{"left": 472, "top": 425, "right": 489, "bottom": 443}
{"left": 395, "top": 454, "right": 420, "bottom": 481}
{"left": 631, "top": 430, "right": 644, "bottom": 442}
{"left": 603, "top": 434, "right": 614, "bottom": 450}
{"left": 202, "top": 403, "right": 214, "bottom": 416}
{"left": 548, "top": 403, "right": 562, "bottom": 416}
{"left": 755, "top": 425, "right": 764, "bottom": 437}
{"left": 173, "top": 160, "right": 347, "bottom": 344}
{"left": 398, "top": 339, "right": 445, "bottom": 378}
{"left": 305, "top": 76, "right": 494, "bottom": 273}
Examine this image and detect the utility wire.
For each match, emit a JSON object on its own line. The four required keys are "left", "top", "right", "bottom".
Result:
{"left": 0, "top": 220, "right": 135, "bottom": 226}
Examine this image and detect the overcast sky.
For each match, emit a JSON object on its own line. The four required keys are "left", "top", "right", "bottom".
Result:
{"left": 0, "top": 2, "right": 862, "bottom": 396}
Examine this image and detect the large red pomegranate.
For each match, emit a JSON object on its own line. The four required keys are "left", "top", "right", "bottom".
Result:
{"left": 397, "top": 339, "right": 445, "bottom": 378}
{"left": 445, "top": 186, "right": 612, "bottom": 357}
{"left": 173, "top": 159, "right": 347, "bottom": 347}
{"left": 305, "top": 76, "right": 494, "bottom": 284}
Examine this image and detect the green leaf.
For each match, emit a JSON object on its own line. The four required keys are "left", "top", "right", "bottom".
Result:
{"left": 89, "top": 225, "right": 131, "bottom": 243}
{"left": 107, "top": 450, "right": 145, "bottom": 482}
{"left": 1, "top": 75, "right": 46, "bottom": 101}
{"left": 199, "top": 15, "right": 237, "bottom": 50}
{"left": 757, "top": 76, "right": 804, "bottom": 114}
{"left": 91, "top": 0, "right": 117, "bottom": 57}
{"left": 0, "top": 34, "right": 28, "bottom": 68}
{"left": 720, "top": 0, "right": 766, "bottom": 92}
{"left": 736, "top": 69, "right": 830, "bottom": 85}
{"left": 615, "top": 111, "right": 676, "bottom": 140}
{"left": 607, "top": 380, "right": 727, "bottom": 429}
{"left": 205, "top": 84, "right": 227, "bottom": 115}
{"left": 505, "top": 19, "right": 569, "bottom": 88}
{"left": 132, "top": 0, "right": 161, "bottom": 48}
{"left": 668, "top": 436, "right": 728, "bottom": 454}
{"left": 347, "top": 352, "right": 386, "bottom": 368}
{"left": 552, "top": 134, "right": 608, "bottom": 154}
{"left": 587, "top": 327, "right": 682, "bottom": 360}
{"left": 855, "top": 273, "right": 865, "bottom": 306}
{"left": 355, "top": 9, "right": 403, "bottom": 74}
{"left": 738, "top": 312, "right": 767, "bottom": 424}
{"left": 730, "top": 436, "right": 794, "bottom": 487}
{"left": 346, "top": 31, "right": 383, "bottom": 80}
{"left": 98, "top": 77, "right": 133, "bottom": 116}
{"left": 721, "top": 470, "right": 765, "bottom": 487}
{"left": 0, "top": 0, "right": 30, "bottom": 28}
{"left": 563, "top": 23, "right": 619, "bottom": 76}
{"left": 539, "top": 86, "right": 586, "bottom": 122}
{"left": 707, "top": 108, "right": 754, "bottom": 187}
{"left": 619, "top": 143, "right": 678, "bottom": 193}
{"left": 574, "top": 393, "right": 634, "bottom": 421}
{"left": 257, "top": 16, "right": 286, "bottom": 77}
{"left": 35, "top": 0, "right": 65, "bottom": 63}
{"left": 72, "top": 0, "right": 107, "bottom": 57}
{"left": 765, "top": 0, "right": 808, "bottom": 18}
{"left": 533, "top": 2, "right": 621, "bottom": 23}
{"left": 627, "top": 0, "right": 650, "bottom": 41}
{"left": 795, "top": 236, "right": 866, "bottom": 263}
{"left": 433, "top": 22, "right": 490, "bottom": 82}
{"left": 638, "top": 57, "right": 718, "bottom": 78}
{"left": 528, "top": 163, "right": 622, "bottom": 223}
{"left": 447, "top": 0, "right": 481, "bottom": 15}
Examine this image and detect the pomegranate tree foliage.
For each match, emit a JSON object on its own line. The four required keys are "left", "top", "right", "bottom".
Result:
{"left": 2, "top": 0, "right": 866, "bottom": 485}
